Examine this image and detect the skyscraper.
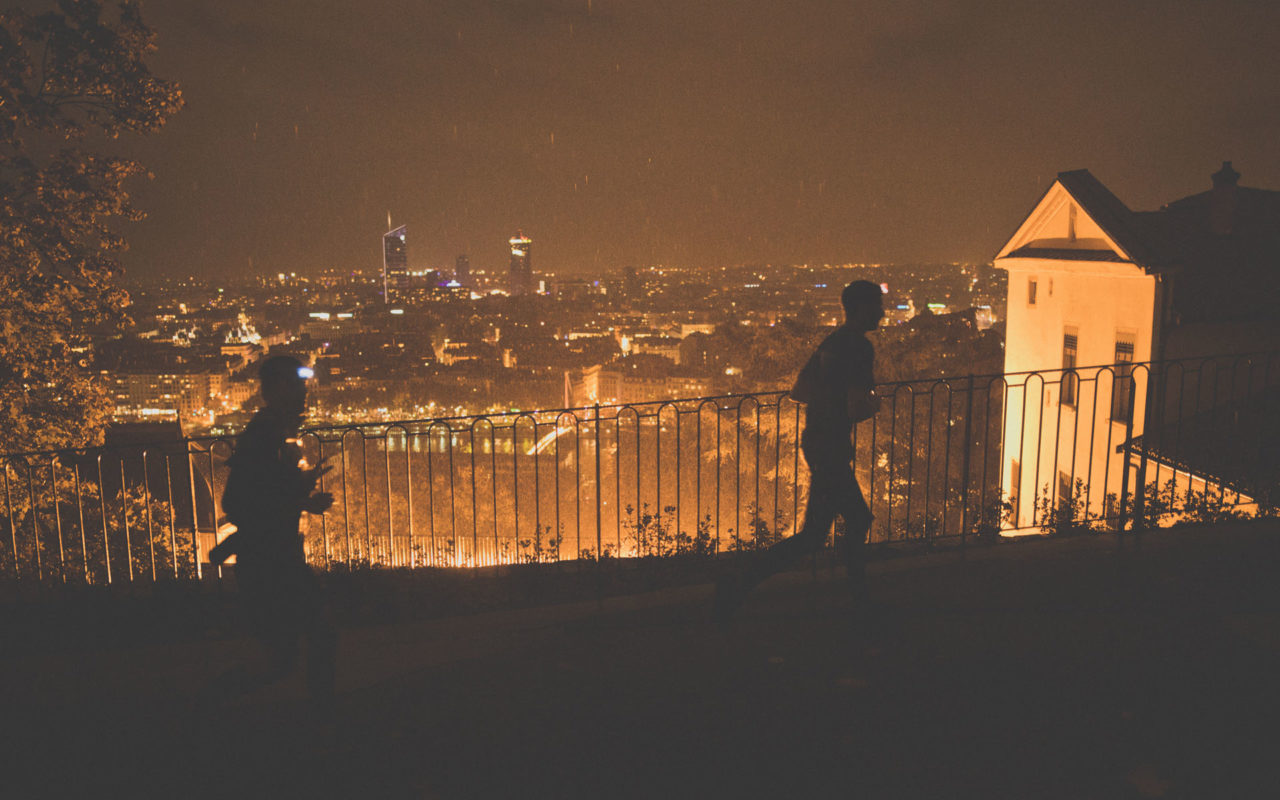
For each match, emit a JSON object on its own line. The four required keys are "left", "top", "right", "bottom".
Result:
{"left": 382, "top": 225, "right": 408, "bottom": 303}
{"left": 508, "top": 231, "right": 532, "bottom": 295}
{"left": 455, "top": 254, "right": 471, "bottom": 287}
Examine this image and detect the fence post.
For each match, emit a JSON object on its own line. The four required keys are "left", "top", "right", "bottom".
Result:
{"left": 1117, "top": 377, "right": 1138, "bottom": 544}
{"left": 1133, "top": 397, "right": 1149, "bottom": 540}
{"left": 959, "top": 374, "right": 975, "bottom": 550}
{"left": 593, "top": 405, "right": 605, "bottom": 604}
{"left": 594, "top": 404, "right": 602, "bottom": 561}
{"left": 187, "top": 444, "right": 202, "bottom": 580}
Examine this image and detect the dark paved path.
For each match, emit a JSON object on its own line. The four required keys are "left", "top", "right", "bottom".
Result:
{"left": 5, "top": 521, "right": 1280, "bottom": 798}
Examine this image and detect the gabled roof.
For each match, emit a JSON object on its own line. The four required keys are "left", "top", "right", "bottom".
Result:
{"left": 1054, "top": 170, "right": 1166, "bottom": 265}
{"left": 995, "top": 164, "right": 1280, "bottom": 322}
{"left": 995, "top": 169, "right": 1169, "bottom": 267}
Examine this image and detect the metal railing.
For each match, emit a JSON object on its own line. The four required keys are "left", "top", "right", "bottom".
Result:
{"left": 3, "top": 351, "right": 1276, "bottom": 584}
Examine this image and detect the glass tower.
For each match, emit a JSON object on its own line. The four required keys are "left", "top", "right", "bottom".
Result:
{"left": 508, "top": 231, "right": 532, "bottom": 295}
{"left": 382, "top": 225, "right": 408, "bottom": 303}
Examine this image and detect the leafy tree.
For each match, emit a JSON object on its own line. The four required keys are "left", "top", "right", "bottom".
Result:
{"left": 872, "top": 309, "right": 1003, "bottom": 384}
{"left": 0, "top": 0, "right": 181, "bottom": 453}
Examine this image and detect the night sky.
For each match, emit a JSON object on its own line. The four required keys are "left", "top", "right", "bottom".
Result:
{"left": 115, "top": 0, "right": 1280, "bottom": 279}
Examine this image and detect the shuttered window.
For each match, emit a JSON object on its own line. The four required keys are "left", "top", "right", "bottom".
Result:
{"left": 1111, "top": 333, "right": 1136, "bottom": 420}
{"left": 1061, "top": 328, "right": 1078, "bottom": 407}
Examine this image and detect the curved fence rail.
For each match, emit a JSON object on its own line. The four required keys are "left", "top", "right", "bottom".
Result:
{"left": 3, "top": 351, "right": 1277, "bottom": 584}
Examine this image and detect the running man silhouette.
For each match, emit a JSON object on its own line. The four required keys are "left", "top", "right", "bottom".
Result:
{"left": 715, "top": 280, "right": 883, "bottom": 621}
{"left": 209, "top": 355, "right": 337, "bottom": 716}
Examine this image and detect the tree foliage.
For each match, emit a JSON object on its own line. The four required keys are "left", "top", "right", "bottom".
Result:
{"left": 871, "top": 309, "right": 1004, "bottom": 384}
{"left": 0, "top": 0, "right": 181, "bottom": 453}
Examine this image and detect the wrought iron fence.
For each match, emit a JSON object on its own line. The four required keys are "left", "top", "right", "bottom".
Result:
{"left": 3, "top": 351, "right": 1276, "bottom": 584}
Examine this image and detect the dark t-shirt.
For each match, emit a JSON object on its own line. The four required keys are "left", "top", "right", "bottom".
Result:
{"left": 801, "top": 326, "right": 874, "bottom": 454}
{"left": 222, "top": 407, "right": 308, "bottom": 563}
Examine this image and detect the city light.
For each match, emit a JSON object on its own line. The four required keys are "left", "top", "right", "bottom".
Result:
{"left": 0, "top": 4, "right": 1273, "bottom": 793}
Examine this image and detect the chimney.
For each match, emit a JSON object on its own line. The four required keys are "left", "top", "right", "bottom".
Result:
{"left": 1209, "top": 160, "right": 1240, "bottom": 235}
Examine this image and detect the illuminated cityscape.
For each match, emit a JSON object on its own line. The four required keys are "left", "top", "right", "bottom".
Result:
{"left": 2, "top": 2, "right": 1278, "bottom": 796}
{"left": 103, "top": 259, "right": 1006, "bottom": 434}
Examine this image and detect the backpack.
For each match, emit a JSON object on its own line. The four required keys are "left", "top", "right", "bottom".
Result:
{"left": 789, "top": 349, "right": 822, "bottom": 404}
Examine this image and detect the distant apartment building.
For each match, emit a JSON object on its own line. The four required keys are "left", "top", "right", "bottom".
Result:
{"left": 435, "top": 339, "right": 497, "bottom": 366}
{"left": 679, "top": 323, "right": 716, "bottom": 338}
{"left": 224, "top": 380, "right": 256, "bottom": 410}
{"left": 301, "top": 311, "right": 363, "bottom": 339}
{"left": 104, "top": 369, "right": 228, "bottom": 421}
{"left": 626, "top": 335, "right": 682, "bottom": 364}
{"left": 219, "top": 341, "right": 262, "bottom": 365}
{"left": 565, "top": 358, "right": 711, "bottom": 407}
{"left": 552, "top": 278, "right": 606, "bottom": 301}
{"left": 995, "top": 163, "right": 1280, "bottom": 528}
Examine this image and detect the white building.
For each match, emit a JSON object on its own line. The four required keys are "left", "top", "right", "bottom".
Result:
{"left": 995, "top": 163, "right": 1280, "bottom": 529}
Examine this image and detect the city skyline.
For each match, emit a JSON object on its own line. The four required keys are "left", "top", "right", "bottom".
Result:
{"left": 110, "top": 0, "right": 1279, "bottom": 279}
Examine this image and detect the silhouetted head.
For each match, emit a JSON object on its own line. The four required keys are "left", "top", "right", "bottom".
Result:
{"left": 258, "top": 355, "right": 312, "bottom": 416}
{"left": 841, "top": 280, "right": 885, "bottom": 332}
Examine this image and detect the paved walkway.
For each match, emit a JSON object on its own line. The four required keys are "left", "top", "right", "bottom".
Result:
{"left": 4, "top": 521, "right": 1280, "bottom": 798}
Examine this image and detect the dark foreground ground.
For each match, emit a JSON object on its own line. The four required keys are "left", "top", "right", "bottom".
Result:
{"left": 4, "top": 521, "right": 1280, "bottom": 799}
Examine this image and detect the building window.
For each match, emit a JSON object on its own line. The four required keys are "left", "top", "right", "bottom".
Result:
{"left": 1028, "top": 278, "right": 1038, "bottom": 306}
{"left": 1061, "top": 328, "right": 1078, "bottom": 407}
{"left": 1058, "top": 470, "right": 1074, "bottom": 516}
{"left": 1111, "top": 332, "right": 1136, "bottom": 421}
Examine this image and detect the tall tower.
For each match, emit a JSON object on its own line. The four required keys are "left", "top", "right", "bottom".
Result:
{"left": 455, "top": 254, "right": 471, "bottom": 287}
{"left": 382, "top": 225, "right": 408, "bottom": 303}
{"left": 508, "top": 231, "right": 532, "bottom": 295}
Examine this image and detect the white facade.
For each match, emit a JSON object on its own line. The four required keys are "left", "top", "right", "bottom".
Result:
{"left": 995, "top": 177, "right": 1164, "bottom": 528}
